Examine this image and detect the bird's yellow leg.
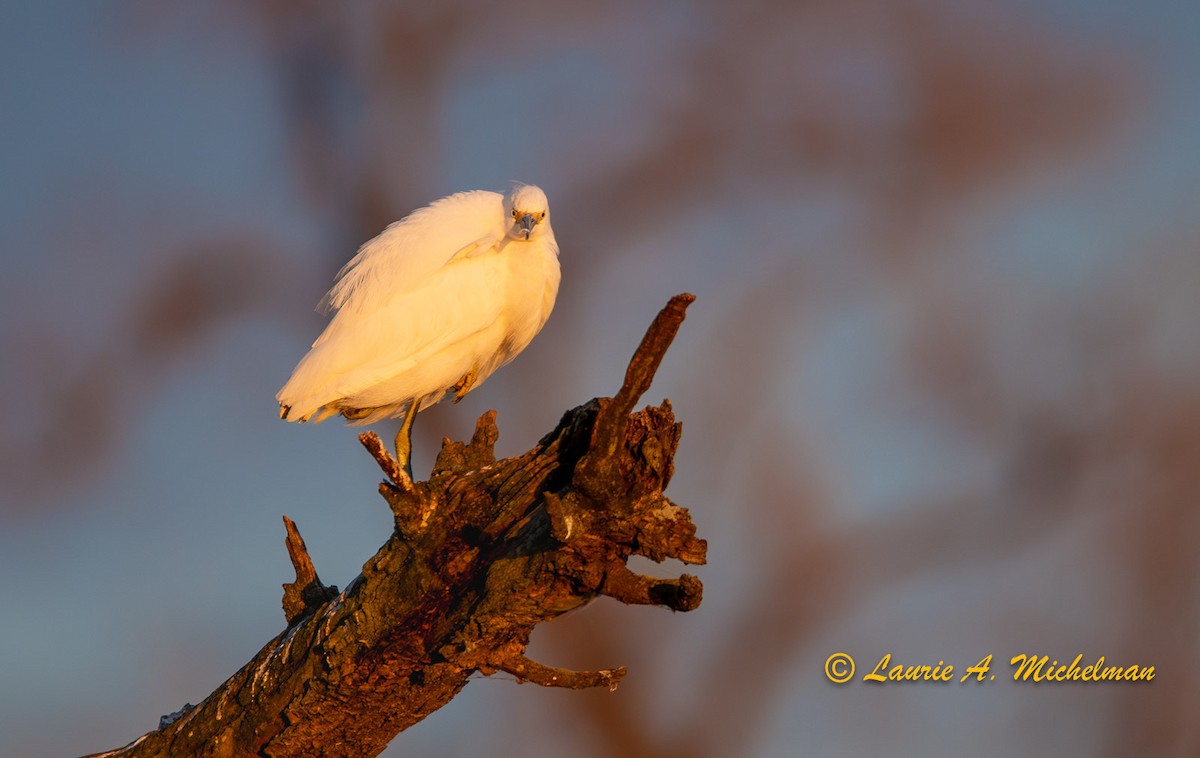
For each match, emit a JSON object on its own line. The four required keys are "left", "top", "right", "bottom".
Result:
{"left": 394, "top": 398, "right": 421, "bottom": 480}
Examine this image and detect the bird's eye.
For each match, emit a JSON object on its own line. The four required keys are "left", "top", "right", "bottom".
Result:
{"left": 512, "top": 208, "right": 519, "bottom": 219}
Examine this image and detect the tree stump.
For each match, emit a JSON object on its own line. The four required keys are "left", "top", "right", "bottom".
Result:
{"left": 89, "top": 293, "right": 706, "bottom": 758}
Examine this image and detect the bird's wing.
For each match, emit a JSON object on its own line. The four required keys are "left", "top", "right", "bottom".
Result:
{"left": 279, "top": 253, "right": 510, "bottom": 414}
{"left": 317, "top": 190, "right": 505, "bottom": 318}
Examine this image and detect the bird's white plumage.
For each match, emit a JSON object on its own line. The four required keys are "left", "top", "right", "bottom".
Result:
{"left": 277, "top": 185, "right": 560, "bottom": 425}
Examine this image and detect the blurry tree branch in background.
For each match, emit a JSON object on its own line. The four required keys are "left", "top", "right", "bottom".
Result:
{"left": 87, "top": 295, "right": 705, "bottom": 758}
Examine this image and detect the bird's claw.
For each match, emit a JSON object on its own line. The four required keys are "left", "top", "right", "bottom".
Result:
{"left": 452, "top": 368, "right": 477, "bottom": 403}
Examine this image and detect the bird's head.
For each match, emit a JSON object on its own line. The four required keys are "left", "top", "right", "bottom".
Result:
{"left": 506, "top": 184, "right": 551, "bottom": 241}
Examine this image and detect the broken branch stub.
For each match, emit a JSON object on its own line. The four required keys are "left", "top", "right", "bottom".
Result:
{"left": 280, "top": 515, "right": 339, "bottom": 625}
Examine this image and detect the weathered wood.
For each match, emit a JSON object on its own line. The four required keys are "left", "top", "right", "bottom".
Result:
{"left": 280, "top": 516, "right": 338, "bottom": 625}
{"left": 88, "top": 294, "right": 706, "bottom": 758}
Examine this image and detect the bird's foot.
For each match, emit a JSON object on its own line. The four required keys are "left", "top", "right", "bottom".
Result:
{"left": 452, "top": 368, "right": 477, "bottom": 403}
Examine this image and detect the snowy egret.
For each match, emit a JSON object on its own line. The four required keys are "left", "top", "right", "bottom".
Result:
{"left": 277, "top": 184, "right": 560, "bottom": 478}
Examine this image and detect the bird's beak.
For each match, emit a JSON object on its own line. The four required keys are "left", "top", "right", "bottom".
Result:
{"left": 518, "top": 213, "right": 536, "bottom": 240}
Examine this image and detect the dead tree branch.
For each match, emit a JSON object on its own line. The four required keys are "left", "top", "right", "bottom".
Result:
{"left": 88, "top": 293, "right": 705, "bottom": 758}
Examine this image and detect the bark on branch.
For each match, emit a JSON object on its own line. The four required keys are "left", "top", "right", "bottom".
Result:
{"left": 88, "top": 293, "right": 705, "bottom": 758}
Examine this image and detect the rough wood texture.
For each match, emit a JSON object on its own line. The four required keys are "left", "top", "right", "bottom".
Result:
{"left": 88, "top": 293, "right": 705, "bottom": 758}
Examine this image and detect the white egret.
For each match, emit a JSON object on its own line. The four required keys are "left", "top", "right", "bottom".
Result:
{"left": 277, "top": 184, "right": 561, "bottom": 478}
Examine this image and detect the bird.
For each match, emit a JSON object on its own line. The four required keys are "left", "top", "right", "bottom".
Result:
{"left": 277, "top": 184, "right": 561, "bottom": 479}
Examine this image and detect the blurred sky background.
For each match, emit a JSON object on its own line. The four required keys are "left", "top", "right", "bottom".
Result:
{"left": 2, "top": 1, "right": 1199, "bottom": 756}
